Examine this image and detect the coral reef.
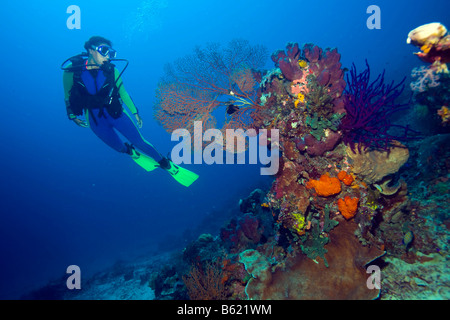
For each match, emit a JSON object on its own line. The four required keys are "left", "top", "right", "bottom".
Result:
{"left": 26, "top": 35, "right": 450, "bottom": 301}
{"left": 381, "top": 253, "right": 450, "bottom": 300}
{"left": 409, "top": 65, "right": 450, "bottom": 132}
{"left": 141, "top": 39, "right": 450, "bottom": 302}
{"left": 408, "top": 22, "right": 450, "bottom": 132}
{"left": 243, "top": 220, "right": 385, "bottom": 299}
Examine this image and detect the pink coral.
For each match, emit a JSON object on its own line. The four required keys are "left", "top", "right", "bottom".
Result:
{"left": 410, "top": 65, "right": 440, "bottom": 92}
{"left": 290, "top": 72, "right": 311, "bottom": 95}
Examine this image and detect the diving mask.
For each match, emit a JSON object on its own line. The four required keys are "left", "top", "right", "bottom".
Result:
{"left": 93, "top": 45, "right": 117, "bottom": 58}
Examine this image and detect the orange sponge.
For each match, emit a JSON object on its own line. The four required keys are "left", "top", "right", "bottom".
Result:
{"left": 338, "top": 196, "right": 359, "bottom": 220}
{"left": 338, "top": 171, "right": 354, "bottom": 186}
{"left": 306, "top": 174, "right": 341, "bottom": 197}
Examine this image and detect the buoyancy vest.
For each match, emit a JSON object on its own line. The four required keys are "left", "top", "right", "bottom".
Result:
{"left": 69, "top": 59, "right": 123, "bottom": 119}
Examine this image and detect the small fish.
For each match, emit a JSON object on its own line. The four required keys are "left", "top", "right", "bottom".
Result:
{"left": 226, "top": 104, "right": 240, "bottom": 115}
{"left": 403, "top": 231, "right": 414, "bottom": 248}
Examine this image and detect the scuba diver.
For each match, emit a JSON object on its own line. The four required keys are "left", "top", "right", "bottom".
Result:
{"left": 62, "top": 36, "right": 198, "bottom": 187}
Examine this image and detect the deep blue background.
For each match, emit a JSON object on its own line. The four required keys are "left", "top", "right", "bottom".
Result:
{"left": 0, "top": 0, "right": 448, "bottom": 299}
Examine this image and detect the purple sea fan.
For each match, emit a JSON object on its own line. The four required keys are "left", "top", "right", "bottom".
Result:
{"left": 340, "top": 61, "right": 418, "bottom": 151}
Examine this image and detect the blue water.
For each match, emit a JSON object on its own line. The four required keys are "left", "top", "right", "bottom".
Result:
{"left": 0, "top": 0, "right": 448, "bottom": 299}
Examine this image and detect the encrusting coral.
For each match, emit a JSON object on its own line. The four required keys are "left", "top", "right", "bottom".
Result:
{"left": 306, "top": 173, "right": 341, "bottom": 197}
{"left": 338, "top": 196, "right": 359, "bottom": 220}
{"left": 338, "top": 170, "right": 354, "bottom": 186}
{"left": 243, "top": 220, "right": 385, "bottom": 299}
{"left": 345, "top": 141, "right": 409, "bottom": 185}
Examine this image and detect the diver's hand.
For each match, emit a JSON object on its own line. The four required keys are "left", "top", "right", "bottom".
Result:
{"left": 135, "top": 113, "right": 143, "bottom": 128}
{"left": 73, "top": 119, "right": 88, "bottom": 128}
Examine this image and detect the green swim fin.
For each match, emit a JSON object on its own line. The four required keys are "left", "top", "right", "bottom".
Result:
{"left": 131, "top": 151, "right": 199, "bottom": 187}
{"left": 164, "top": 161, "right": 199, "bottom": 187}
{"left": 130, "top": 150, "right": 159, "bottom": 172}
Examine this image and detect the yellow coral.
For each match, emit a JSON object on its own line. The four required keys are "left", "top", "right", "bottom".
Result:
{"left": 438, "top": 105, "right": 450, "bottom": 123}
{"left": 366, "top": 201, "right": 378, "bottom": 211}
{"left": 432, "top": 61, "right": 449, "bottom": 74}
{"left": 294, "top": 93, "right": 305, "bottom": 108}
{"left": 298, "top": 59, "right": 308, "bottom": 68}
{"left": 292, "top": 212, "right": 306, "bottom": 234}
{"left": 420, "top": 43, "right": 433, "bottom": 54}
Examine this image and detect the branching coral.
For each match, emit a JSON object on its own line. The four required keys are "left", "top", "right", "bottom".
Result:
{"left": 153, "top": 39, "right": 268, "bottom": 149}
{"left": 340, "top": 60, "right": 418, "bottom": 151}
{"left": 182, "top": 261, "right": 227, "bottom": 300}
{"left": 410, "top": 65, "right": 441, "bottom": 93}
